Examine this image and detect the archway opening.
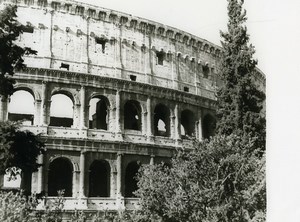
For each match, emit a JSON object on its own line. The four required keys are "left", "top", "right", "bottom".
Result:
{"left": 181, "top": 109, "right": 195, "bottom": 138}
{"left": 8, "top": 90, "right": 34, "bottom": 125}
{"left": 124, "top": 100, "right": 141, "bottom": 131}
{"left": 154, "top": 104, "right": 170, "bottom": 137}
{"left": 50, "top": 94, "right": 73, "bottom": 127}
{"left": 48, "top": 158, "right": 73, "bottom": 197}
{"left": 125, "top": 161, "right": 140, "bottom": 197}
{"left": 89, "top": 160, "right": 110, "bottom": 197}
{"left": 202, "top": 114, "right": 216, "bottom": 139}
{"left": 89, "top": 97, "right": 109, "bottom": 130}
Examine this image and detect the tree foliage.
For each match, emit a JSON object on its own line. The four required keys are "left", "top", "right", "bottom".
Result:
{"left": 136, "top": 135, "right": 265, "bottom": 222}
{"left": 0, "top": 4, "right": 36, "bottom": 98}
{"left": 216, "top": 0, "right": 266, "bottom": 152}
{"left": 0, "top": 121, "right": 44, "bottom": 189}
{"left": 135, "top": 1, "right": 266, "bottom": 221}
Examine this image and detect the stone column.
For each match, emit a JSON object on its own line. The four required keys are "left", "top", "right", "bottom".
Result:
{"left": 146, "top": 97, "right": 153, "bottom": 137}
{"left": 116, "top": 152, "right": 124, "bottom": 209}
{"left": 73, "top": 103, "right": 80, "bottom": 128}
{"left": 0, "top": 96, "right": 9, "bottom": 121}
{"left": 197, "top": 110, "right": 203, "bottom": 141}
{"left": 79, "top": 151, "right": 85, "bottom": 197}
{"left": 37, "top": 153, "right": 44, "bottom": 193}
{"left": 72, "top": 170, "right": 77, "bottom": 198}
{"left": 34, "top": 99, "right": 42, "bottom": 126}
{"left": 174, "top": 104, "right": 180, "bottom": 140}
{"left": 79, "top": 86, "right": 87, "bottom": 129}
{"left": 150, "top": 155, "right": 155, "bottom": 165}
{"left": 115, "top": 91, "right": 122, "bottom": 133}
{"left": 41, "top": 82, "right": 50, "bottom": 126}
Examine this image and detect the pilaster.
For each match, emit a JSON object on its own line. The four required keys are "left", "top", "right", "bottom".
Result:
{"left": 0, "top": 96, "right": 9, "bottom": 121}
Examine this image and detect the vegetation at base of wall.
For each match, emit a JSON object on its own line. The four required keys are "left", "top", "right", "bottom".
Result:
{"left": 0, "top": 190, "right": 157, "bottom": 222}
{"left": 135, "top": 135, "right": 265, "bottom": 222}
{"left": 0, "top": 4, "right": 37, "bottom": 98}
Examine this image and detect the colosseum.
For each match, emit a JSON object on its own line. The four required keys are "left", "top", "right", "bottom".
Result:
{"left": 0, "top": 0, "right": 265, "bottom": 211}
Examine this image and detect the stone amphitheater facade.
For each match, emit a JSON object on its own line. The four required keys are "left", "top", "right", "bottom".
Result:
{"left": 0, "top": 0, "right": 265, "bottom": 211}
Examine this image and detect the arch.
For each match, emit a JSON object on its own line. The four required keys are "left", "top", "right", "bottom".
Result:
{"left": 50, "top": 93, "right": 74, "bottom": 127}
{"left": 88, "top": 160, "right": 110, "bottom": 197}
{"left": 124, "top": 100, "right": 141, "bottom": 131}
{"left": 48, "top": 157, "right": 73, "bottom": 197}
{"left": 202, "top": 114, "right": 216, "bottom": 139}
{"left": 125, "top": 161, "right": 140, "bottom": 197}
{"left": 181, "top": 109, "right": 196, "bottom": 138}
{"left": 89, "top": 96, "right": 110, "bottom": 130}
{"left": 8, "top": 90, "right": 35, "bottom": 125}
{"left": 154, "top": 104, "right": 170, "bottom": 137}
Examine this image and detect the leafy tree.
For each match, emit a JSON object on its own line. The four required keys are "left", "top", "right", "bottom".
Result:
{"left": 0, "top": 4, "right": 36, "bottom": 98}
{"left": 136, "top": 135, "right": 266, "bottom": 222}
{"left": 0, "top": 5, "right": 42, "bottom": 193}
{"left": 135, "top": 1, "right": 266, "bottom": 221}
{"left": 216, "top": 0, "right": 266, "bottom": 152}
{"left": 0, "top": 121, "right": 44, "bottom": 192}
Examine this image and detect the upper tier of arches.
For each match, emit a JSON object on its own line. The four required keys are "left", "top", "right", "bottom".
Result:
{"left": 6, "top": 86, "right": 216, "bottom": 141}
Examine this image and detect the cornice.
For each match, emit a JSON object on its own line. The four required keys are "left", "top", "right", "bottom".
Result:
{"left": 1, "top": 0, "right": 222, "bottom": 58}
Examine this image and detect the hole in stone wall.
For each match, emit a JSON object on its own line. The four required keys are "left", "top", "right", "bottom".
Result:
{"left": 60, "top": 63, "right": 70, "bottom": 71}
{"left": 95, "top": 37, "right": 107, "bottom": 53}
{"left": 21, "top": 25, "right": 34, "bottom": 33}
{"left": 183, "top": 87, "right": 189, "bottom": 92}
{"left": 89, "top": 97, "right": 108, "bottom": 130}
{"left": 124, "top": 100, "right": 141, "bottom": 130}
{"left": 48, "top": 158, "right": 73, "bottom": 197}
{"left": 130, "top": 75, "right": 137, "bottom": 81}
{"left": 181, "top": 109, "right": 195, "bottom": 138}
{"left": 89, "top": 160, "right": 110, "bottom": 197}
{"left": 156, "top": 51, "right": 164, "bottom": 65}
{"left": 202, "top": 114, "right": 216, "bottom": 139}
{"left": 154, "top": 104, "right": 170, "bottom": 137}
{"left": 203, "top": 65, "right": 210, "bottom": 78}
{"left": 75, "top": 6, "right": 84, "bottom": 15}
{"left": 125, "top": 161, "right": 140, "bottom": 197}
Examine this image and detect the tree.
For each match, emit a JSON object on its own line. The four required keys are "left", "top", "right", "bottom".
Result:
{"left": 0, "top": 5, "right": 42, "bottom": 193}
{"left": 136, "top": 135, "right": 266, "bottom": 222}
{"left": 135, "top": 1, "right": 266, "bottom": 221}
{"left": 0, "top": 4, "right": 36, "bottom": 98}
{"left": 0, "top": 121, "right": 44, "bottom": 192}
{"left": 216, "top": 0, "right": 266, "bottom": 152}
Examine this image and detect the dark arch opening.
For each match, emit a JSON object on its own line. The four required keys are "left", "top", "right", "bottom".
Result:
{"left": 48, "top": 158, "right": 73, "bottom": 197}
{"left": 202, "top": 114, "right": 216, "bottom": 139}
{"left": 181, "top": 109, "right": 195, "bottom": 138}
{"left": 124, "top": 100, "right": 141, "bottom": 130}
{"left": 88, "top": 160, "right": 110, "bottom": 197}
{"left": 89, "top": 96, "right": 109, "bottom": 130}
{"left": 154, "top": 104, "right": 170, "bottom": 137}
{"left": 125, "top": 161, "right": 140, "bottom": 197}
